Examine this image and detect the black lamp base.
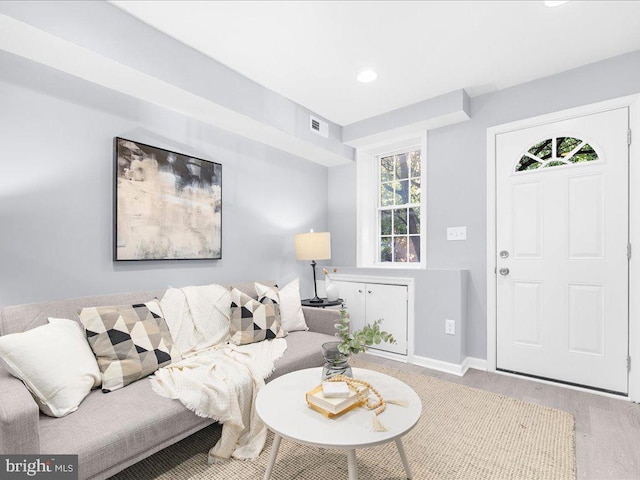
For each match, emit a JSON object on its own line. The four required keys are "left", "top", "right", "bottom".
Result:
{"left": 308, "top": 260, "right": 323, "bottom": 303}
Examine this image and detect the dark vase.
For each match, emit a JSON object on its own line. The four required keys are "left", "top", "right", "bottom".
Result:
{"left": 321, "top": 341, "right": 353, "bottom": 380}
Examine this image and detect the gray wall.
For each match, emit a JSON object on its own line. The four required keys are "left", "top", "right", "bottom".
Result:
{"left": 0, "top": 1, "right": 353, "bottom": 162}
{"left": 329, "top": 49, "right": 640, "bottom": 362}
{"left": 0, "top": 51, "right": 328, "bottom": 306}
{"left": 2, "top": 0, "right": 639, "bottom": 362}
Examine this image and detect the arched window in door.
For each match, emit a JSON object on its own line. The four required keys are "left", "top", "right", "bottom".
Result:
{"left": 515, "top": 137, "right": 599, "bottom": 172}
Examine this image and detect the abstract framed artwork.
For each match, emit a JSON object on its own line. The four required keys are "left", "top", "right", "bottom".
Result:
{"left": 114, "top": 138, "right": 222, "bottom": 261}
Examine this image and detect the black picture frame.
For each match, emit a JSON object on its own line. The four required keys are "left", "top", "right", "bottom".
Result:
{"left": 113, "top": 137, "right": 222, "bottom": 261}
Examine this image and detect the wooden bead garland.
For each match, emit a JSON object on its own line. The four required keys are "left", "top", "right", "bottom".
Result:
{"left": 327, "top": 375, "right": 391, "bottom": 428}
{"left": 337, "top": 375, "right": 385, "bottom": 413}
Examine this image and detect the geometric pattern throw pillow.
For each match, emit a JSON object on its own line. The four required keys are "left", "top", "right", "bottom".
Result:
{"left": 255, "top": 283, "right": 280, "bottom": 305}
{"left": 78, "top": 300, "right": 180, "bottom": 392}
{"left": 229, "top": 288, "right": 285, "bottom": 345}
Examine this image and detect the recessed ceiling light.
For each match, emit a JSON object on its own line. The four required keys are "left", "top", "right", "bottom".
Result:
{"left": 544, "top": 0, "right": 570, "bottom": 7}
{"left": 357, "top": 70, "right": 377, "bottom": 83}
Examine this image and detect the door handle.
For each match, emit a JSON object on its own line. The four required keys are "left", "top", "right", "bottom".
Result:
{"left": 499, "top": 268, "right": 510, "bottom": 276}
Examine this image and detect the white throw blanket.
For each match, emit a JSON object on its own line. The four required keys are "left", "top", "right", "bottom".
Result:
{"left": 151, "top": 285, "right": 287, "bottom": 462}
{"left": 158, "top": 284, "right": 232, "bottom": 356}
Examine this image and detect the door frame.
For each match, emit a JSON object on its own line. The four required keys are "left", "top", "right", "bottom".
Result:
{"left": 486, "top": 94, "right": 640, "bottom": 401}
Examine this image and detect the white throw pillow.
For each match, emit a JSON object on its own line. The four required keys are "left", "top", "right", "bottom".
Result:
{"left": 255, "top": 279, "right": 308, "bottom": 332}
{"left": 0, "top": 318, "right": 101, "bottom": 417}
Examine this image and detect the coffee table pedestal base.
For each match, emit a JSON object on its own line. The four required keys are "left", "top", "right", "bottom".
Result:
{"left": 395, "top": 437, "right": 412, "bottom": 479}
{"left": 263, "top": 434, "right": 281, "bottom": 480}
{"left": 263, "top": 434, "right": 413, "bottom": 480}
{"left": 347, "top": 449, "right": 357, "bottom": 480}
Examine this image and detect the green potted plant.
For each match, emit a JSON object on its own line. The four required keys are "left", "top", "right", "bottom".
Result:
{"left": 321, "top": 309, "right": 396, "bottom": 379}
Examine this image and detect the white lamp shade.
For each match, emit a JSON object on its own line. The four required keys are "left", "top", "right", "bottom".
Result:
{"left": 294, "top": 232, "right": 331, "bottom": 261}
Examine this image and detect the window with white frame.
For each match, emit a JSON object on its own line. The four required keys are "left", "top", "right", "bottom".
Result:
{"left": 356, "top": 135, "right": 426, "bottom": 269}
{"left": 378, "top": 148, "right": 422, "bottom": 263}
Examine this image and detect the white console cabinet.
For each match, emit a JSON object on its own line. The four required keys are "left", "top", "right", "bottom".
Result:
{"left": 318, "top": 276, "right": 412, "bottom": 357}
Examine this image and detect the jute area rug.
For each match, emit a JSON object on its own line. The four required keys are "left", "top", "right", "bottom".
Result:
{"left": 111, "top": 361, "right": 575, "bottom": 479}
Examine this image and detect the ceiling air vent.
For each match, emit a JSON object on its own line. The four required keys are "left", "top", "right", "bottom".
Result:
{"left": 309, "top": 115, "right": 329, "bottom": 138}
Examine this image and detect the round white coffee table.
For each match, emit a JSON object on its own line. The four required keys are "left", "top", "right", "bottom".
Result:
{"left": 255, "top": 367, "right": 422, "bottom": 480}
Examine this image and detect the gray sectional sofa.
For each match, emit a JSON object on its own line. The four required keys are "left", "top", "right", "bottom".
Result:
{"left": 0, "top": 281, "right": 339, "bottom": 479}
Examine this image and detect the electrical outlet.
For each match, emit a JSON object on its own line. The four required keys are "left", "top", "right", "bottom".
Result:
{"left": 445, "top": 319, "right": 456, "bottom": 335}
{"left": 447, "top": 226, "right": 467, "bottom": 241}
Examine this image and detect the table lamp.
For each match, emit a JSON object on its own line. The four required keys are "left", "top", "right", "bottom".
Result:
{"left": 295, "top": 230, "right": 331, "bottom": 303}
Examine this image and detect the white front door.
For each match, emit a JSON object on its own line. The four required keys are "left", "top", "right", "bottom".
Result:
{"left": 496, "top": 107, "right": 629, "bottom": 393}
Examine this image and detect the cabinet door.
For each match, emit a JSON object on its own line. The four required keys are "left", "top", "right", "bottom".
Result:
{"left": 332, "top": 281, "right": 367, "bottom": 333}
{"left": 365, "top": 283, "right": 408, "bottom": 355}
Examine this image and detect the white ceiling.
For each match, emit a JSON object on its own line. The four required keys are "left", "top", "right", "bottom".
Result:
{"left": 111, "top": 1, "right": 640, "bottom": 126}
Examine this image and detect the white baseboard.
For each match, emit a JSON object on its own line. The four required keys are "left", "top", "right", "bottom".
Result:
{"left": 412, "top": 355, "right": 466, "bottom": 376}
{"left": 365, "top": 348, "right": 409, "bottom": 363}
{"left": 412, "top": 355, "right": 487, "bottom": 377}
{"left": 463, "top": 356, "right": 488, "bottom": 372}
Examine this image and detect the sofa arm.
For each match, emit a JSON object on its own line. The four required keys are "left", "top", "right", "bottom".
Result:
{"left": 0, "top": 364, "right": 40, "bottom": 454}
{"left": 302, "top": 307, "right": 341, "bottom": 337}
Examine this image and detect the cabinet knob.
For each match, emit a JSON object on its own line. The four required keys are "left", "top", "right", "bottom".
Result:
{"left": 368, "top": 290, "right": 372, "bottom": 294}
{"left": 358, "top": 289, "right": 363, "bottom": 294}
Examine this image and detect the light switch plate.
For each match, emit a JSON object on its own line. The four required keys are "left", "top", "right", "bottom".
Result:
{"left": 447, "top": 226, "right": 467, "bottom": 241}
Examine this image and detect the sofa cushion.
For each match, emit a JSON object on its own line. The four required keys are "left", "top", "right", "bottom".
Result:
{"left": 79, "top": 301, "right": 180, "bottom": 392}
{"left": 256, "top": 279, "right": 308, "bottom": 333}
{"left": 269, "top": 331, "right": 336, "bottom": 381}
{"left": 0, "top": 318, "right": 101, "bottom": 417}
{"left": 229, "top": 288, "right": 285, "bottom": 345}
{"left": 37, "top": 326, "right": 334, "bottom": 479}
{"left": 37, "top": 376, "right": 213, "bottom": 480}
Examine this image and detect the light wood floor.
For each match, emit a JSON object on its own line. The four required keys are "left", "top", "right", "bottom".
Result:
{"left": 360, "top": 353, "right": 640, "bottom": 480}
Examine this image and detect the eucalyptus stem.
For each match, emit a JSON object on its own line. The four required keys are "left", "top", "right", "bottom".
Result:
{"left": 335, "top": 308, "right": 396, "bottom": 355}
